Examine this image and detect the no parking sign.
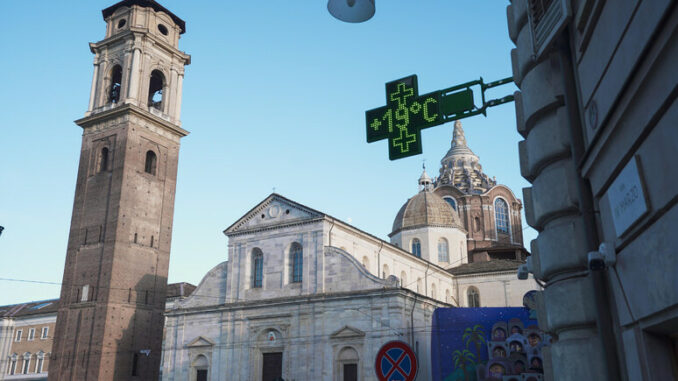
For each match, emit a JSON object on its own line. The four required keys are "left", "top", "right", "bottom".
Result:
{"left": 374, "top": 341, "right": 418, "bottom": 381}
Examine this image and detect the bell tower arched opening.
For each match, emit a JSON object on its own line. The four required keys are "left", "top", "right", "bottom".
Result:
{"left": 148, "top": 70, "right": 165, "bottom": 111}
{"left": 108, "top": 65, "right": 122, "bottom": 104}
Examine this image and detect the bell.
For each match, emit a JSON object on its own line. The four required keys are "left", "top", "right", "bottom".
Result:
{"left": 327, "top": 0, "right": 375, "bottom": 23}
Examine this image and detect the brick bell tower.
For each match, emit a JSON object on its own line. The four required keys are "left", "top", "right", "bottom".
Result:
{"left": 50, "top": 1, "right": 189, "bottom": 380}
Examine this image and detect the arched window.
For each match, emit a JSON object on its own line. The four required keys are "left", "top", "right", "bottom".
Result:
{"left": 431, "top": 283, "right": 437, "bottom": 299}
{"left": 290, "top": 242, "right": 302, "bottom": 283}
{"left": 99, "top": 147, "right": 109, "bottom": 172}
{"left": 411, "top": 238, "right": 421, "bottom": 258}
{"left": 252, "top": 248, "right": 263, "bottom": 288}
{"left": 400, "top": 271, "right": 407, "bottom": 288}
{"left": 467, "top": 286, "right": 480, "bottom": 307}
{"left": 382, "top": 264, "right": 389, "bottom": 279}
{"left": 495, "top": 198, "right": 510, "bottom": 234}
{"left": 443, "top": 196, "right": 457, "bottom": 211}
{"left": 36, "top": 351, "right": 45, "bottom": 373}
{"left": 109, "top": 65, "right": 122, "bottom": 103}
{"left": 192, "top": 354, "right": 209, "bottom": 381}
{"left": 148, "top": 70, "right": 165, "bottom": 110}
{"left": 9, "top": 353, "right": 17, "bottom": 375}
{"left": 336, "top": 346, "right": 359, "bottom": 381}
{"left": 22, "top": 352, "right": 31, "bottom": 374}
{"left": 438, "top": 238, "right": 449, "bottom": 262}
{"left": 145, "top": 150, "right": 157, "bottom": 175}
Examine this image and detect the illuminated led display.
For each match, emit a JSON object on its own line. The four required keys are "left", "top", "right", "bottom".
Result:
{"left": 365, "top": 75, "right": 444, "bottom": 160}
{"left": 366, "top": 74, "right": 514, "bottom": 161}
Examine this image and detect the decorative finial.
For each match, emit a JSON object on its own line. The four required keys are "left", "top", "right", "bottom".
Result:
{"left": 452, "top": 120, "right": 467, "bottom": 148}
{"left": 418, "top": 165, "right": 432, "bottom": 192}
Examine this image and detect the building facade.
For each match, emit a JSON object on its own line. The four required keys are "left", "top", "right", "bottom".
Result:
{"left": 507, "top": 0, "right": 678, "bottom": 379}
{"left": 0, "top": 284, "right": 194, "bottom": 381}
{"left": 50, "top": 1, "right": 190, "bottom": 380}
{"left": 160, "top": 138, "right": 537, "bottom": 380}
{"left": 0, "top": 301, "right": 57, "bottom": 381}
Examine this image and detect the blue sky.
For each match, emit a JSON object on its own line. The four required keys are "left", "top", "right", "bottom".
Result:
{"left": 0, "top": 1, "right": 535, "bottom": 305}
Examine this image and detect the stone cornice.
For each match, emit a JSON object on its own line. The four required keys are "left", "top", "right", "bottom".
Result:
{"left": 226, "top": 217, "right": 324, "bottom": 238}
{"left": 388, "top": 222, "right": 467, "bottom": 237}
{"left": 75, "top": 103, "right": 189, "bottom": 137}
{"left": 224, "top": 193, "right": 324, "bottom": 235}
{"left": 166, "top": 287, "right": 448, "bottom": 317}
{"left": 89, "top": 28, "right": 190, "bottom": 65}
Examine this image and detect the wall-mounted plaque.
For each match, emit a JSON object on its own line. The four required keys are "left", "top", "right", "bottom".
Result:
{"left": 606, "top": 156, "right": 648, "bottom": 237}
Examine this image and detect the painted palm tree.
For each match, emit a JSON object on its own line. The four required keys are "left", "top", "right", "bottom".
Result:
{"left": 463, "top": 324, "right": 487, "bottom": 358}
{"left": 452, "top": 349, "right": 476, "bottom": 381}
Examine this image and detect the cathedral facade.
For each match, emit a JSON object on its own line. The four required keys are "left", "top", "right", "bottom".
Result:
{"left": 160, "top": 122, "right": 537, "bottom": 381}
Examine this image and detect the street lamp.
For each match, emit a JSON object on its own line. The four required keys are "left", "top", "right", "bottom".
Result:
{"left": 327, "top": 0, "right": 375, "bottom": 23}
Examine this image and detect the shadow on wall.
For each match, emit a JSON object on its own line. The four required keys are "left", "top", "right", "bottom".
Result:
{"left": 111, "top": 273, "right": 167, "bottom": 380}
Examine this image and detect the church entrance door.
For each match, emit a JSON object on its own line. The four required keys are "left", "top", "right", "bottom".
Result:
{"left": 343, "top": 363, "right": 358, "bottom": 381}
{"left": 196, "top": 369, "right": 207, "bottom": 381}
{"left": 262, "top": 352, "right": 283, "bottom": 381}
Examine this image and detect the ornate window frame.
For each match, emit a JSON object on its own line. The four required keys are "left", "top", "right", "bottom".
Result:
{"left": 493, "top": 196, "right": 512, "bottom": 240}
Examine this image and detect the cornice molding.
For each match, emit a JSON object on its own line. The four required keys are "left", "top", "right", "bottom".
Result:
{"left": 75, "top": 103, "right": 189, "bottom": 137}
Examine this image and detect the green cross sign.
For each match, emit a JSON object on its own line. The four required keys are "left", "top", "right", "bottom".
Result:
{"left": 366, "top": 75, "right": 445, "bottom": 160}
{"left": 366, "top": 74, "right": 514, "bottom": 160}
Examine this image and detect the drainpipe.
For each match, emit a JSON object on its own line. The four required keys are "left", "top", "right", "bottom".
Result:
{"left": 328, "top": 218, "right": 335, "bottom": 247}
{"left": 424, "top": 262, "right": 430, "bottom": 296}
{"left": 410, "top": 293, "right": 417, "bottom": 346}
{"left": 377, "top": 241, "right": 383, "bottom": 278}
{"left": 557, "top": 34, "right": 621, "bottom": 381}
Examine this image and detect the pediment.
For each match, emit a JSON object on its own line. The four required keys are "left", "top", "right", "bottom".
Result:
{"left": 187, "top": 336, "right": 215, "bottom": 348}
{"left": 330, "top": 326, "right": 366, "bottom": 340}
{"left": 224, "top": 194, "right": 325, "bottom": 235}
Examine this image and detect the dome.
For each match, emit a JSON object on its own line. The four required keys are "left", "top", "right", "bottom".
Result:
{"left": 391, "top": 191, "right": 462, "bottom": 235}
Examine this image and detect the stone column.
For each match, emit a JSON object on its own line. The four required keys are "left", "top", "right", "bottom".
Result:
{"left": 127, "top": 47, "right": 142, "bottom": 103}
{"left": 175, "top": 73, "right": 184, "bottom": 120}
{"left": 507, "top": 2, "right": 608, "bottom": 380}
{"left": 87, "top": 62, "right": 100, "bottom": 113}
{"left": 168, "top": 67, "right": 179, "bottom": 121}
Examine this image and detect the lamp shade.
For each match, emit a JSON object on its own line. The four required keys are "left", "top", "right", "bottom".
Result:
{"left": 327, "top": 0, "right": 375, "bottom": 23}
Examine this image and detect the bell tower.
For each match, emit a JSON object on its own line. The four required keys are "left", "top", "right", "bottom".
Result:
{"left": 50, "top": 1, "right": 189, "bottom": 380}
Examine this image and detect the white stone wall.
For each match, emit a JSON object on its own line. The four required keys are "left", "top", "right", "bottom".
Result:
{"left": 159, "top": 194, "right": 538, "bottom": 380}
{"left": 227, "top": 222, "right": 326, "bottom": 301}
{"left": 163, "top": 290, "right": 440, "bottom": 381}
{"left": 454, "top": 272, "right": 539, "bottom": 308}
{"left": 389, "top": 225, "right": 468, "bottom": 268}
{"left": 328, "top": 222, "right": 457, "bottom": 303}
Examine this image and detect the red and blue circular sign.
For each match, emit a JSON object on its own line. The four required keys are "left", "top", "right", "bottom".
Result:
{"left": 374, "top": 340, "right": 418, "bottom": 381}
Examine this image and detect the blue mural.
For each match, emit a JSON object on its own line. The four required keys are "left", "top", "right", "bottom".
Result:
{"left": 431, "top": 307, "right": 547, "bottom": 381}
